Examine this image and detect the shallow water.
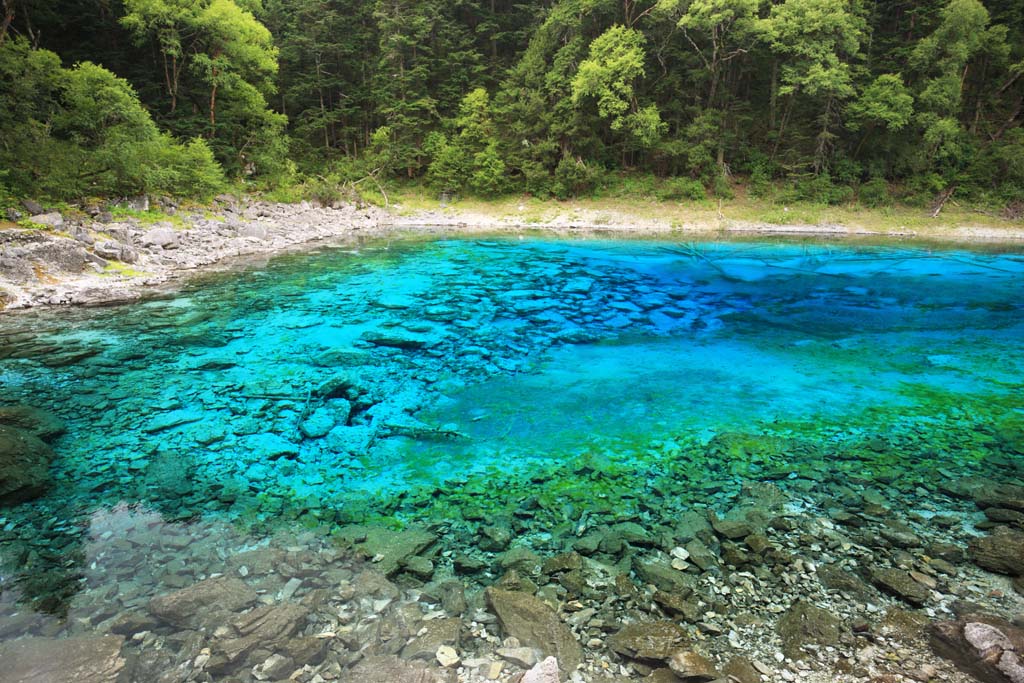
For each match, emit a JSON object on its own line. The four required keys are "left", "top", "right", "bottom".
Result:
{"left": 0, "top": 237, "right": 1022, "bottom": 649}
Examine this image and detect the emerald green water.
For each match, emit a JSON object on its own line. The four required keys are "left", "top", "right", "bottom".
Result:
{"left": 0, "top": 237, "right": 1022, "bottom": 615}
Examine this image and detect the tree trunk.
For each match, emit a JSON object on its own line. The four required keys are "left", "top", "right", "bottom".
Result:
{"left": 0, "top": 0, "right": 14, "bottom": 45}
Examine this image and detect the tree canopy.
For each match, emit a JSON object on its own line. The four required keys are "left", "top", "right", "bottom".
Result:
{"left": 1, "top": 0, "right": 1023, "bottom": 204}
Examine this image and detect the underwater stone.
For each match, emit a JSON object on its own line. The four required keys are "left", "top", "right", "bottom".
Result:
{"left": 149, "top": 577, "right": 258, "bottom": 628}
{"left": 776, "top": 600, "right": 842, "bottom": 660}
{"left": 337, "top": 654, "right": 445, "bottom": 683}
{"left": 143, "top": 409, "right": 202, "bottom": 434}
{"left": 667, "top": 650, "right": 721, "bottom": 682}
{"left": 299, "top": 406, "right": 338, "bottom": 439}
{"left": 400, "top": 617, "right": 461, "bottom": 661}
{"left": 520, "top": 656, "right": 560, "bottom": 683}
{"left": 361, "top": 328, "right": 440, "bottom": 350}
{"left": 608, "top": 620, "right": 689, "bottom": 662}
{"left": 0, "top": 405, "right": 65, "bottom": 442}
{"left": 499, "top": 547, "right": 543, "bottom": 575}
{"left": 970, "top": 529, "right": 1024, "bottom": 576}
{"left": 635, "top": 558, "right": 695, "bottom": 595}
{"left": 0, "top": 425, "right": 54, "bottom": 506}
{"left": 870, "top": 567, "right": 931, "bottom": 606}
{"left": 356, "top": 526, "right": 436, "bottom": 577}
{"left": 485, "top": 587, "right": 582, "bottom": 674}
{"left": 0, "top": 635, "right": 125, "bottom": 683}
{"left": 930, "top": 614, "right": 1024, "bottom": 683}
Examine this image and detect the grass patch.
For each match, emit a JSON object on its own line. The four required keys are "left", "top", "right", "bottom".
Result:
{"left": 109, "top": 206, "right": 186, "bottom": 228}
{"left": 101, "top": 261, "right": 147, "bottom": 278}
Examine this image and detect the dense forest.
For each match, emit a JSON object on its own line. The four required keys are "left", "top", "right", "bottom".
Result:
{"left": 1, "top": 0, "right": 1022, "bottom": 207}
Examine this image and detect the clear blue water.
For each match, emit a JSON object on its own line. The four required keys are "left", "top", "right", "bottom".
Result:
{"left": 1, "top": 237, "right": 1023, "bottom": 615}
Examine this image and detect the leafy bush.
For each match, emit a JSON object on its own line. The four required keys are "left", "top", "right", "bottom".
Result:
{"left": 469, "top": 143, "right": 511, "bottom": 197}
{"left": 656, "top": 177, "right": 706, "bottom": 201}
{"left": 858, "top": 177, "right": 891, "bottom": 207}
{"left": 553, "top": 156, "right": 600, "bottom": 199}
{"left": 778, "top": 174, "right": 853, "bottom": 205}
{"left": 0, "top": 39, "right": 224, "bottom": 201}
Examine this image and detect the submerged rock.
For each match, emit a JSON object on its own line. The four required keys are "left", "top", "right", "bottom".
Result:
{"left": 930, "top": 614, "right": 1024, "bottom": 683}
{"left": 355, "top": 526, "right": 437, "bottom": 577}
{"left": 0, "top": 405, "right": 65, "bottom": 442}
{"left": 339, "top": 654, "right": 444, "bottom": 683}
{"left": 608, "top": 621, "right": 689, "bottom": 662}
{"left": 0, "top": 635, "right": 125, "bottom": 682}
{"left": 871, "top": 567, "right": 931, "bottom": 606}
{"left": 148, "top": 576, "right": 257, "bottom": 628}
{"left": 776, "top": 600, "right": 842, "bottom": 660}
{"left": 970, "top": 529, "right": 1024, "bottom": 576}
{"left": 667, "top": 650, "right": 721, "bottom": 682}
{"left": 485, "top": 587, "right": 582, "bottom": 673}
{"left": 0, "top": 425, "right": 55, "bottom": 505}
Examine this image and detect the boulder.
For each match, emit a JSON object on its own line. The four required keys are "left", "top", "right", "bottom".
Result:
{"left": 930, "top": 614, "right": 1024, "bottom": 683}
{"left": 28, "top": 212, "right": 63, "bottom": 228}
{"left": 975, "top": 484, "right": 1024, "bottom": 513}
{"left": 0, "top": 406, "right": 65, "bottom": 442}
{"left": 21, "top": 199, "right": 44, "bottom": 214}
{"left": 148, "top": 577, "right": 257, "bottom": 628}
{"left": 608, "top": 621, "right": 689, "bottom": 662}
{"left": 485, "top": 587, "right": 582, "bottom": 673}
{"left": 776, "top": 601, "right": 841, "bottom": 660}
{"left": 140, "top": 226, "right": 179, "bottom": 249}
{"left": 0, "top": 425, "right": 55, "bottom": 506}
{"left": 969, "top": 529, "right": 1024, "bottom": 576}
{"left": 0, "top": 635, "right": 125, "bottom": 682}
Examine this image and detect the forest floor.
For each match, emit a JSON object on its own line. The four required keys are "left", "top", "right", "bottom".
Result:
{"left": 384, "top": 186, "right": 1024, "bottom": 245}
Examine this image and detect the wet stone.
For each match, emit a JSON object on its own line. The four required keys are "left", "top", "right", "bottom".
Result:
{"left": 485, "top": 587, "right": 582, "bottom": 673}
{"left": 608, "top": 621, "right": 689, "bottom": 662}
{"left": 148, "top": 576, "right": 258, "bottom": 629}
{"left": 776, "top": 600, "right": 842, "bottom": 660}
{"left": 969, "top": 528, "right": 1024, "bottom": 576}
{"left": 0, "top": 635, "right": 125, "bottom": 683}
{"left": 871, "top": 567, "right": 931, "bottom": 606}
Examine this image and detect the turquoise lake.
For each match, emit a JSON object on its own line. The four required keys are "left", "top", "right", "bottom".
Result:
{"left": 1, "top": 236, "right": 1023, "bottom": 616}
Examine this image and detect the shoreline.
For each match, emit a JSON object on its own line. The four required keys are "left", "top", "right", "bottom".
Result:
{"left": 2, "top": 199, "right": 1023, "bottom": 312}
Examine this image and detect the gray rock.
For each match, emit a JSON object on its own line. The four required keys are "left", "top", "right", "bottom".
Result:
{"left": 238, "top": 223, "right": 268, "bottom": 240}
{"left": 148, "top": 577, "right": 257, "bottom": 628}
{"left": 210, "top": 603, "right": 310, "bottom": 672}
{"left": 29, "top": 212, "right": 64, "bottom": 228}
{"left": 608, "top": 621, "right": 689, "bottom": 661}
{"left": 930, "top": 614, "right": 1024, "bottom": 683}
{"left": 485, "top": 587, "right": 582, "bottom": 673}
{"left": 4, "top": 207, "right": 21, "bottom": 221}
{"left": 0, "top": 425, "right": 55, "bottom": 506}
{"left": 635, "top": 559, "right": 695, "bottom": 594}
{"left": 0, "top": 635, "right": 125, "bottom": 682}
{"left": 140, "top": 226, "right": 179, "bottom": 248}
{"left": 361, "top": 328, "right": 440, "bottom": 350}
{"left": 21, "top": 199, "right": 44, "bottom": 214}
{"left": 970, "top": 529, "right": 1024, "bottom": 576}
{"left": 776, "top": 600, "right": 841, "bottom": 660}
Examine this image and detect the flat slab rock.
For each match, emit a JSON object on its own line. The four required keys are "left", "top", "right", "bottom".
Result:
{"left": 338, "top": 654, "right": 446, "bottom": 683}
{"left": 149, "top": 576, "right": 257, "bottom": 628}
{"left": 970, "top": 529, "right": 1024, "bottom": 576}
{"left": 930, "top": 614, "right": 1024, "bottom": 683}
{"left": 607, "top": 620, "right": 689, "bottom": 661}
{"left": 0, "top": 635, "right": 125, "bottom": 683}
{"left": 485, "top": 587, "right": 582, "bottom": 673}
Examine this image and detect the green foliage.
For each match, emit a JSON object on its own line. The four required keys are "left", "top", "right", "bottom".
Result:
{"left": 553, "top": 155, "right": 601, "bottom": 199}
{"left": 0, "top": 38, "right": 224, "bottom": 201}
{"left": 4, "top": 0, "right": 1024, "bottom": 206}
{"left": 858, "top": 177, "right": 892, "bottom": 207}
{"left": 656, "top": 177, "right": 707, "bottom": 201}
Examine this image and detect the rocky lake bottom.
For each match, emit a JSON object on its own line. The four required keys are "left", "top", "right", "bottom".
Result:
{"left": 0, "top": 236, "right": 1022, "bottom": 683}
